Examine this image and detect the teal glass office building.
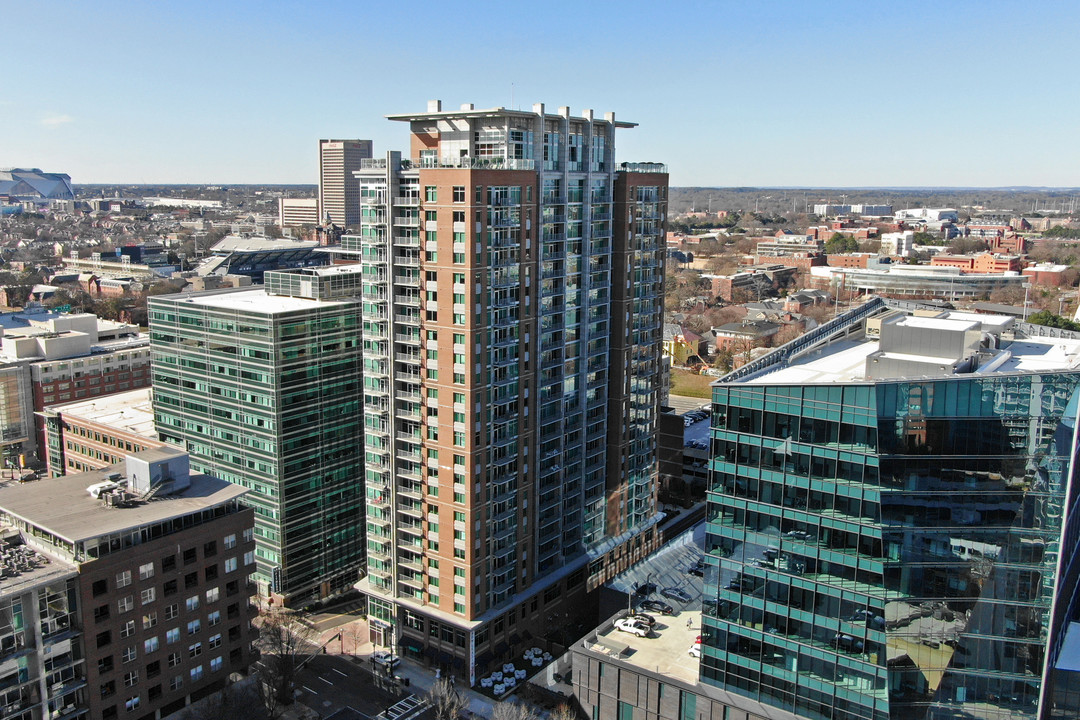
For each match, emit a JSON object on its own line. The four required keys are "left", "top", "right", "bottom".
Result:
{"left": 702, "top": 299, "right": 1080, "bottom": 720}
{"left": 148, "top": 280, "right": 366, "bottom": 603}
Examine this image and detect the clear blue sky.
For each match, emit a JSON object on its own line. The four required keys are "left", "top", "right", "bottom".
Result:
{"left": 3, "top": 0, "right": 1078, "bottom": 187}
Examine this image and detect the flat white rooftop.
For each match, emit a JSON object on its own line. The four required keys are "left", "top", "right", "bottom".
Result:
{"left": 990, "top": 340, "right": 1080, "bottom": 374}
{"left": 748, "top": 339, "right": 874, "bottom": 384}
{"left": 747, "top": 335, "right": 1080, "bottom": 385}
{"left": 168, "top": 287, "right": 355, "bottom": 314}
{"left": 47, "top": 388, "right": 157, "bottom": 439}
{"left": 894, "top": 315, "right": 978, "bottom": 332}
{"left": 211, "top": 235, "right": 318, "bottom": 253}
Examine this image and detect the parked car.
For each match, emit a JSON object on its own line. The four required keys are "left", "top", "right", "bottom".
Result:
{"left": 688, "top": 642, "right": 701, "bottom": 658}
{"left": 628, "top": 612, "right": 656, "bottom": 627}
{"left": 687, "top": 558, "right": 705, "bottom": 577}
{"left": 634, "top": 582, "right": 658, "bottom": 596}
{"left": 661, "top": 587, "right": 693, "bottom": 603}
{"left": 640, "top": 599, "right": 674, "bottom": 615}
{"left": 832, "top": 634, "right": 865, "bottom": 654}
{"left": 614, "top": 618, "right": 650, "bottom": 638}
{"left": 371, "top": 650, "right": 400, "bottom": 670}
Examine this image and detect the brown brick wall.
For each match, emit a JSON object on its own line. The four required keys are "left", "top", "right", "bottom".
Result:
{"left": 81, "top": 507, "right": 257, "bottom": 720}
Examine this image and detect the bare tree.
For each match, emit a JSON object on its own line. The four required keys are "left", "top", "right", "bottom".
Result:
{"left": 344, "top": 621, "right": 366, "bottom": 656}
{"left": 426, "top": 678, "right": 469, "bottom": 720}
{"left": 256, "top": 608, "right": 317, "bottom": 714}
{"left": 550, "top": 704, "right": 581, "bottom": 720}
{"left": 492, "top": 702, "right": 543, "bottom": 720}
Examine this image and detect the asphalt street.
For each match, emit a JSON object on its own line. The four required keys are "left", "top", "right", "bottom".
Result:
{"left": 294, "top": 653, "right": 430, "bottom": 719}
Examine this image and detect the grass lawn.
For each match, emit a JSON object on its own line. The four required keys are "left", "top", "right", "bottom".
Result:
{"left": 670, "top": 369, "right": 715, "bottom": 398}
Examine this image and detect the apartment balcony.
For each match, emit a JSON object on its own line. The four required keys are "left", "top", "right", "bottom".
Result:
{"left": 492, "top": 312, "right": 518, "bottom": 329}
{"left": 361, "top": 195, "right": 387, "bottom": 205}
{"left": 393, "top": 313, "right": 420, "bottom": 326}
{"left": 394, "top": 274, "right": 420, "bottom": 288}
{"left": 490, "top": 331, "right": 519, "bottom": 349}
{"left": 394, "top": 234, "right": 421, "bottom": 247}
{"left": 365, "top": 422, "right": 390, "bottom": 438}
{"left": 393, "top": 215, "right": 421, "bottom": 228}
{"left": 397, "top": 501, "right": 423, "bottom": 519}
{"left": 365, "top": 323, "right": 389, "bottom": 340}
{"left": 397, "top": 556, "right": 423, "bottom": 573}
{"left": 489, "top": 196, "right": 518, "bottom": 207}
{"left": 489, "top": 215, "right": 521, "bottom": 229}
{"left": 361, "top": 304, "right": 388, "bottom": 322}
{"left": 489, "top": 273, "right": 519, "bottom": 290}
{"left": 394, "top": 294, "right": 421, "bottom": 307}
{"left": 398, "top": 483, "right": 423, "bottom": 501}
{"left": 394, "top": 196, "right": 421, "bottom": 206}
{"left": 368, "top": 539, "right": 393, "bottom": 558}
{"left": 398, "top": 521, "right": 423, "bottom": 537}
{"left": 397, "top": 574, "right": 424, "bottom": 592}
{"left": 490, "top": 403, "right": 516, "bottom": 424}
{"left": 398, "top": 406, "right": 421, "bottom": 423}
{"left": 361, "top": 287, "right": 388, "bottom": 301}
{"left": 394, "top": 255, "right": 420, "bottom": 267}
{"left": 365, "top": 363, "right": 390, "bottom": 379}
{"left": 368, "top": 575, "right": 393, "bottom": 595}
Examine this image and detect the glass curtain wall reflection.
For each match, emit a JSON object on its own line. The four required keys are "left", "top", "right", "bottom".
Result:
{"left": 702, "top": 373, "right": 1080, "bottom": 720}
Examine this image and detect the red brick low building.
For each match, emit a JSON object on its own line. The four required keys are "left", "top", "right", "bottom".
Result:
{"left": 1022, "top": 263, "right": 1070, "bottom": 287}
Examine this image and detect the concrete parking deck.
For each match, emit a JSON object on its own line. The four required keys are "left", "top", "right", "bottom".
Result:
{"left": 588, "top": 609, "right": 703, "bottom": 686}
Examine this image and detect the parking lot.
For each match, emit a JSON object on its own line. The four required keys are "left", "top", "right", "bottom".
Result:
{"left": 610, "top": 522, "right": 707, "bottom": 615}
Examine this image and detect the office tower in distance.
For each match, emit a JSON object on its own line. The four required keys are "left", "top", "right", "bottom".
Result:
{"left": 319, "top": 139, "right": 373, "bottom": 229}
{"left": 702, "top": 300, "right": 1080, "bottom": 720}
{"left": 329, "top": 100, "right": 667, "bottom": 681}
{"left": 148, "top": 278, "right": 366, "bottom": 604}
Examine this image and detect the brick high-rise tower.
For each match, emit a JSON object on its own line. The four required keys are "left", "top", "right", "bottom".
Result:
{"left": 334, "top": 100, "right": 668, "bottom": 683}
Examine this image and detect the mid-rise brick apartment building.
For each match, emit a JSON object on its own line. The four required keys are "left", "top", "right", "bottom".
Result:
{"left": 0, "top": 448, "right": 258, "bottom": 720}
{"left": 0, "top": 308, "right": 150, "bottom": 463}
{"left": 41, "top": 388, "right": 163, "bottom": 476}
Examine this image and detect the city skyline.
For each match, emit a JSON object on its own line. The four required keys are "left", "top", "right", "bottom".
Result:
{"left": 3, "top": 0, "right": 1080, "bottom": 187}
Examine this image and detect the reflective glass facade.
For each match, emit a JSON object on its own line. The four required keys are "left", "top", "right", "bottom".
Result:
{"left": 703, "top": 372, "right": 1080, "bottom": 720}
{"left": 149, "top": 295, "right": 366, "bottom": 602}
